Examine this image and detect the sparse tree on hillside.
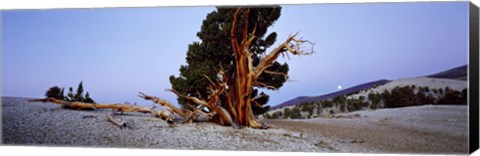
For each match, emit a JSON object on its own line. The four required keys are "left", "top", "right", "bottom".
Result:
{"left": 383, "top": 86, "right": 418, "bottom": 108}
{"left": 74, "top": 81, "right": 85, "bottom": 102}
{"left": 316, "top": 105, "right": 322, "bottom": 115}
{"left": 437, "top": 89, "right": 466, "bottom": 104}
{"left": 368, "top": 93, "right": 381, "bottom": 110}
{"left": 283, "top": 108, "right": 291, "bottom": 119}
{"left": 45, "top": 86, "right": 64, "bottom": 100}
{"left": 85, "top": 92, "right": 95, "bottom": 104}
{"left": 416, "top": 90, "right": 435, "bottom": 105}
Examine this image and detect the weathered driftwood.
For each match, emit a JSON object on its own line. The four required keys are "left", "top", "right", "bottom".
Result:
{"left": 28, "top": 98, "right": 175, "bottom": 124}
{"left": 29, "top": 98, "right": 153, "bottom": 113}
{"left": 152, "top": 109, "right": 175, "bottom": 124}
{"left": 105, "top": 113, "right": 127, "bottom": 128}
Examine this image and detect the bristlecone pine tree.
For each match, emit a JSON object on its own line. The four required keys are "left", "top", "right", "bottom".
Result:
{"left": 30, "top": 7, "right": 313, "bottom": 129}
{"left": 170, "top": 6, "right": 286, "bottom": 116}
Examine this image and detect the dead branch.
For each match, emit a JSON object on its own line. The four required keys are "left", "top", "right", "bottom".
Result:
{"left": 263, "top": 70, "right": 289, "bottom": 80}
{"left": 105, "top": 113, "right": 127, "bottom": 129}
{"left": 182, "top": 105, "right": 208, "bottom": 124}
{"left": 254, "top": 33, "right": 314, "bottom": 79}
{"left": 30, "top": 98, "right": 154, "bottom": 113}
{"left": 252, "top": 100, "right": 263, "bottom": 108}
{"left": 167, "top": 89, "right": 209, "bottom": 107}
{"left": 29, "top": 98, "right": 68, "bottom": 105}
{"left": 152, "top": 110, "right": 175, "bottom": 124}
{"left": 202, "top": 74, "right": 217, "bottom": 88}
{"left": 138, "top": 92, "right": 190, "bottom": 117}
{"left": 30, "top": 97, "right": 175, "bottom": 124}
{"left": 254, "top": 81, "right": 278, "bottom": 90}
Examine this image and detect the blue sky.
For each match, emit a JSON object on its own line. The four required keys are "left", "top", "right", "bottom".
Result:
{"left": 2, "top": 2, "right": 469, "bottom": 106}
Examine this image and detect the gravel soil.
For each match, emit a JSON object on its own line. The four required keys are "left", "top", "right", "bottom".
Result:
{"left": 1, "top": 97, "right": 324, "bottom": 152}
{"left": 2, "top": 97, "right": 468, "bottom": 154}
{"left": 266, "top": 105, "right": 469, "bottom": 154}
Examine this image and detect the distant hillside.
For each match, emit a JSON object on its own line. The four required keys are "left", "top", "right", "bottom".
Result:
{"left": 270, "top": 64, "right": 468, "bottom": 111}
{"left": 427, "top": 65, "right": 467, "bottom": 80}
{"left": 271, "top": 79, "right": 389, "bottom": 110}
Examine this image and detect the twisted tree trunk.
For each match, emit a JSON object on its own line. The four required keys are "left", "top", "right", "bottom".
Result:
{"left": 227, "top": 7, "right": 313, "bottom": 128}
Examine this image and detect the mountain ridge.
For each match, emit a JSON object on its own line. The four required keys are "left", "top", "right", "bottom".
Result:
{"left": 271, "top": 79, "right": 389, "bottom": 110}
{"left": 270, "top": 64, "right": 468, "bottom": 110}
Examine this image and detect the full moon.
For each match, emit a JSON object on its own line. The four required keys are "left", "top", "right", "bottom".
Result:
{"left": 337, "top": 85, "right": 343, "bottom": 90}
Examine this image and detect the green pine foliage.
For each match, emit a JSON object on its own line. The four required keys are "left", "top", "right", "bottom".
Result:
{"left": 84, "top": 92, "right": 95, "bottom": 103}
{"left": 45, "top": 86, "right": 65, "bottom": 100}
{"left": 380, "top": 85, "right": 466, "bottom": 108}
{"left": 437, "top": 87, "right": 467, "bottom": 104}
{"left": 368, "top": 92, "right": 380, "bottom": 110}
{"left": 74, "top": 81, "right": 85, "bottom": 102}
{"left": 316, "top": 104, "right": 322, "bottom": 115}
{"left": 289, "top": 107, "right": 302, "bottom": 119}
{"left": 283, "top": 108, "right": 291, "bottom": 119}
{"left": 45, "top": 81, "right": 95, "bottom": 104}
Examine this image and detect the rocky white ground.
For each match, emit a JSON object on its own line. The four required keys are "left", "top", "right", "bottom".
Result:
{"left": 1, "top": 97, "right": 323, "bottom": 152}
{"left": 349, "top": 77, "right": 467, "bottom": 99}
{"left": 267, "top": 105, "right": 469, "bottom": 154}
{"left": 2, "top": 97, "right": 469, "bottom": 154}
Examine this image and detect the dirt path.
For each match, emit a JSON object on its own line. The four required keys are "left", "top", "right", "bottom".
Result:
{"left": 265, "top": 105, "right": 469, "bottom": 154}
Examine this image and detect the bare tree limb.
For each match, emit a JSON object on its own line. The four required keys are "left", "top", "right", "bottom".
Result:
{"left": 105, "top": 113, "right": 127, "bottom": 129}
{"left": 252, "top": 100, "right": 263, "bottom": 108}
{"left": 264, "top": 70, "right": 289, "bottom": 80}
{"left": 167, "top": 89, "right": 208, "bottom": 107}
{"left": 254, "top": 33, "right": 314, "bottom": 79}
{"left": 138, "top": 92, "right": 190, "bottom": 117}
{"left": 202, "top": 74, "right": 217, "bottom": 88}
{"left": 254, "top": 82, "right": 278, "bottom": 90}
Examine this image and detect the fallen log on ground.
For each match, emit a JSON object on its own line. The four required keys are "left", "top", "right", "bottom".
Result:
{"left": 106, "top": 113, "right": 127, "bottom": 129}
{"left": 29, "top": 98, "right": 179, "bottom": 124}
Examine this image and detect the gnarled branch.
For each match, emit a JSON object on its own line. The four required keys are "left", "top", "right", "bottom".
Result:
{"left": 138, "top": 92, "right": 190, "bottom": 117}
{"left": 167, "top": 89, "right": 208, "bottom": 107}
{"left": 263, "top": 70, "right": 289, "bottom": 81}
{"left": 254, "top": 33, "right": 314, "bottom": 79}
{"left": 106, "top": 113, "right": 127, "bottom": 128}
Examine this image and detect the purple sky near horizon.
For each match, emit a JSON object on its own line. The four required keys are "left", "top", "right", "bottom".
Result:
{"left": 2, "top": 2, "right": 469, "bottom": 107}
